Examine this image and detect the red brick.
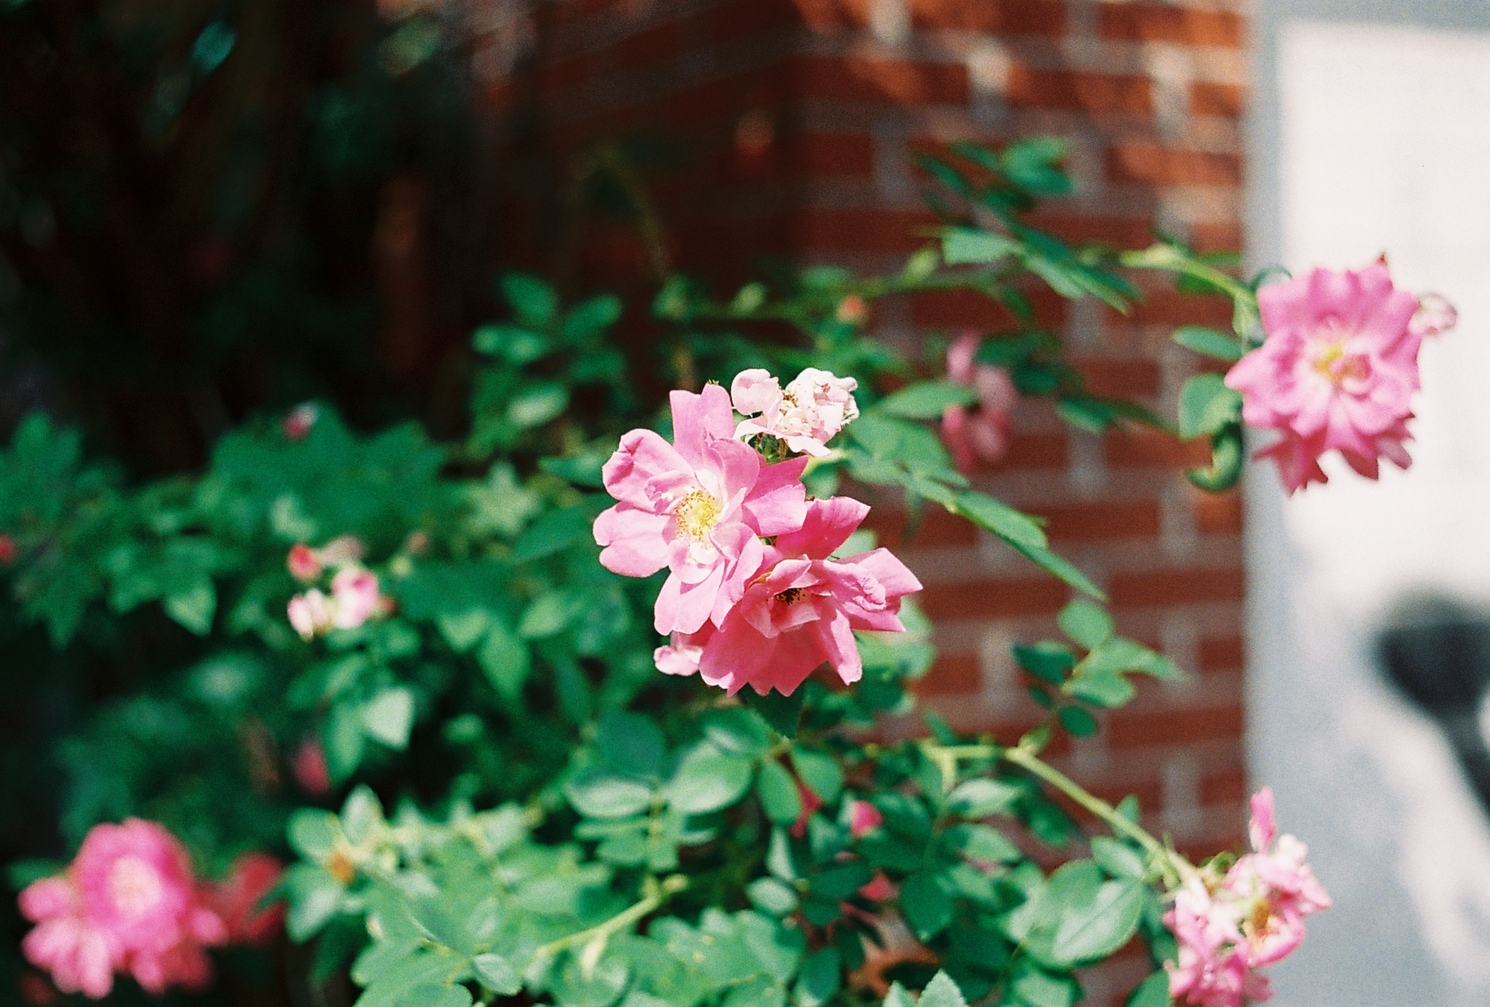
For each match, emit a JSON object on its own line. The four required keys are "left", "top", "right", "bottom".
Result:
{"left": 1191, "top": 81, "right": 1246, "bottom": 118}
{"left": 787, "top": 131, "right": 875, "bottom": 177}
{"left": 711, "top": 0, "right": 805, "bottom": 43}
{"left": 919, "top": 577, "right": 1070, "bottom": 620}
{"left": 908, "top": 0, "right": 1066, "bottom": 35}
{"left": 1190, "top": 222, "right": 1244, "bottom": 254}
{"left": 917, "top": 653, "right": 982, "bottom": 695}
{"left": 1106, "top": 144, "right": 1242, "bottom": 187}
{"left": 862, "top": 503, "right": 980, "bottom": 550}
{"left": 1023, "top": 212, "right": 1155, "bottom": 249}
{"left": 794, "top": 208, "right": 937, "bottom": 253}
{"left": 609, "top": 22, "right": 682, "bottom": 72}
{"left": 1032, "top": 499, "right": 1161, "bottom": 542}
{"left": 1098, "top": 3, "right": 1244, "bottom": 47}
{"left": 909, "top": 286, "right": 1067, "bottom": 330}
{"left": 1106, "top": 427, "right": 1212, "bottom": 468}
{"left": 1087, "top": 779, "right": 1164, "bottom": 812}
{"left": 1194, "top": 490, "right": 1242, "bottom": 534}
{"left": 1000, "top": 431, "right": 1068, "bottom": 470}
{"left": 1202, "top": 766, "right": 1248, "bottom": 805}
{"left": 1113, "top": 287, "right": 1236, "bottom": 328}
{"left": 1109, "top": 702, "right": 1244, "bottom": 748}
{"left": 1075, "top": 358, "right": 1161, "bottom": 398}
{"left": 1198, "top": 635, "right": 1243, "bottom": 673}
{"left": 1109, "top": 568, "right": 1245, "bottom": 610}
{"left": 791, "top": 55, "right": 970, "bottom": 106}
{"left": 1006, "top": 68, "right": 1151, "bottom": 115}
{"left": 537, "top": 54, "right": 587, "bottom": 92}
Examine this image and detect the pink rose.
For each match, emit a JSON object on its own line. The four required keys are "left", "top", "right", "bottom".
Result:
{"left": 848, "top": 799, "right": 884, "bottom": 839}
{"left": 1225, "top": 263, "right": 1424, "bottom": 492}
{"left": 330, "top": 568, "right": 382, "bottom": 630}
{"left": 287, "top": 589, "right": 334, "bottom": 640}
{"left": 662, "top": 497, "right": 921, "bottom": 696}
{"left": 731, "top": 368, "right": 860, "bottom": 457}
{"left": 940, "top": 333, "right": 1017, "bottom": 474}
{"left": 20, "top": 820, "right": 228, "bottom": 998}
{"left": 292, "top": 739, "right": 332, "bottom": 795}
{"left": 593, "top": 384, "right": 809, "bottom": 635}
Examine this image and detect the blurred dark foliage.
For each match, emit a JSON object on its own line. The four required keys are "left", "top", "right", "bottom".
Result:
{"left": 0, "top": 0, "right": 504, "bottom": 477}
{"left": 0, "top": 2, "right": 512, "bottom": 1001}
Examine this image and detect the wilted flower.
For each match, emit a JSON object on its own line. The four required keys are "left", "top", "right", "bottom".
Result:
{"left": 941, "top": 333, "right": 1017, "bottom": 473}
{"left": 1225, "top": 263, "right": 1425, "bottom": 493}
{"left": 205, "top": 854, "right": 284, "bottom": 946}
{"left": 19, "top": 820, "right": 227, "bottom": 999}
{"left": 593, "top": 384, "right": 808, "bottom": 635}
{"left": 731, "top": 368, "right": 860, "bottom": 457}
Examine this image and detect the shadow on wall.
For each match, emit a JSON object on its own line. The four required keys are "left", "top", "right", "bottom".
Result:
{"left": 1378, "top": 593, "right": 1490, "bottom": 820}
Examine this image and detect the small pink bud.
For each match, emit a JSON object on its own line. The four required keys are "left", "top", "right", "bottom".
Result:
{"left": 292, "top": 740, "right": 331, "bottom": 796}
{"left": 848, "top": 799, "right": 883, "bottom": 838}
{"left": 403, "top": 530, "right": 431, "bottom": 556}
{"left": 0, "top": 534, "right": 16, "bottom": 565}
{"left": 286, "top": 544, "right": 321, "bottom": 583}
{"left": 281, "top": 403, "right": 319, "bottom": 442}
{"left": 835, "top": 294, "right": 868, "bottom": 325}
{"left": 316, "top": 535, "right": 365, "bottom": 569}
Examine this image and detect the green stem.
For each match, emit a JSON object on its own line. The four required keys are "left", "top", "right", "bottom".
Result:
{"left": 1117, "top": 244, "right": 1253, "bottom": 303}
{"left": 534, "top": 874, "right": 688, "bottom": 958}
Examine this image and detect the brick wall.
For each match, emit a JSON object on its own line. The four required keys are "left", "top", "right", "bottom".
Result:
{"left": 490, "top": 2, "right": 1248, "bottom": 999}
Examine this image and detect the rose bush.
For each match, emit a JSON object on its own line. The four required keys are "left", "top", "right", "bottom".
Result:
{"left": 0, "top": 138, "right": 1449, "bottom": 1007}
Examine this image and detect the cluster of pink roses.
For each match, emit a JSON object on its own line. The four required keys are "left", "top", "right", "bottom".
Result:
{"left": 593, "top": 369, "right": 922, "bottom": 697}
{"left": 1225, "top": 262, "right": 1454, "bottom": 493}
{"left": 286, "top": 536, "right": 388, "bottom": 640}
{"left": 1166, "top": 789, "right": 1331, "bottom": 1007}
{"left": 18, "top": 819, "right": 283, "bottom": 999}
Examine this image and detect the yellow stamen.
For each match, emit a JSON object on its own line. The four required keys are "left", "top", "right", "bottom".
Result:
{"left": 774, "top": 587, "right": 806, "bottom": 604}
{"left": 673, "top": 489, "right": 721, "bottom": 542}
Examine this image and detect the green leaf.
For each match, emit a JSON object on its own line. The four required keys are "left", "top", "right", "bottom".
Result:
{"left": 747, "top": 877, "right": 799, "bottom": 916}
{"left": 945, "top": 823, "right": 1022, "bottom": 863}
{"left": 703, "top": 708, "right": 773, "bottom": 757}
{"left": 471, "top": 953, "right": 522, "bottom": 995}
{"left": 900, "top": 872, "right": 953, "bottom": 940}
{"left": 435, "top": 608, "right": 492, "bottom": 652}
{"left": 163, "top": 578, "right": 216, "bottom": 635}
{"left": 362, "top": 688, "right": 415, "bottom": 749}
{"left": 883, "top": 983, "right": 917, "bottom": 1007}
{"left": 507, "top": 384, "right": 570, "bottom": 430}
{"left": 501, "top": 273, "right": 559, "bottom": 326}
{"left": 1090, "top": 837, "right": 1146, "bottom": 880}
{"left": 284, "top": 863, "right": 344, "bottom": 941}
{"left": 745, "top": 688, "right": 806, "bottom": 737}
{"left": 953, "top": 491, "right": 1047, "bottom": 552}
{"left": 565, "top": 770, "right": 654, "bottom": 819}
{"left": 1177, "top": 374, "right": 1242, "bottom": 439}
{"left": 946, "top": 779, "right": 1021, "bottom": 818}
{"left": 562, "top": 294, "right": 623, "bottom": 341}
{"left": 513, "top": 506, "right": 590, "bottom": 562}
{"left": 757, "top": 759, "right": 804, "bottom": 825}
{"left": 477, "top": 622, "right": 530, "bottom": 701}
{"left": 941, "top": 228, "right": 1020, "bottom": 266}
{"left": 472, "top": 323, "right": 547, "bottom": 363}
{"left": 1007, "top": 961, "right": 1079, "bottom": 1007}
{"left": 288, "top": 810, "right": 340, "bottom": 860}
{"left": 790, "top": 748, "right": 844, "bottom": 804}
{"left": 1058, "top": 599, "right": 1112, "bottom": 649}
{"left": 1064, "top": 670, "right": 1134, "bottom": 709}
{"left": 1057, "top": 706, "right": 1098, "bottom": 737}
{"left": 878, "top": 381, "right": 977, "bottom": 420}
{"left": 1050, "top": 877, "right": 1144, "bottom": 964}
{"left": 794, "top": 949, "right": 842, "bottom": 1007}
{"left": 1012, "top": 641, "right": 1076, "bottom": 685}
{"left": 664, "top": 745, "right": 755, "bottom": 814}
{"left": 1124, "top": 972, "right": 1171, "bottom": 1007}
{"left": 918, "top": 972, "right": 969, "bottom": 1007}
{"left": 1172, "top": 325, "right": 1243, "bottom": 363}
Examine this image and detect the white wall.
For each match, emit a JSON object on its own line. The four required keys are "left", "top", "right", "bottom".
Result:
{"left": 1249, "top": 5, "right": 1490, "bottom": 1005}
